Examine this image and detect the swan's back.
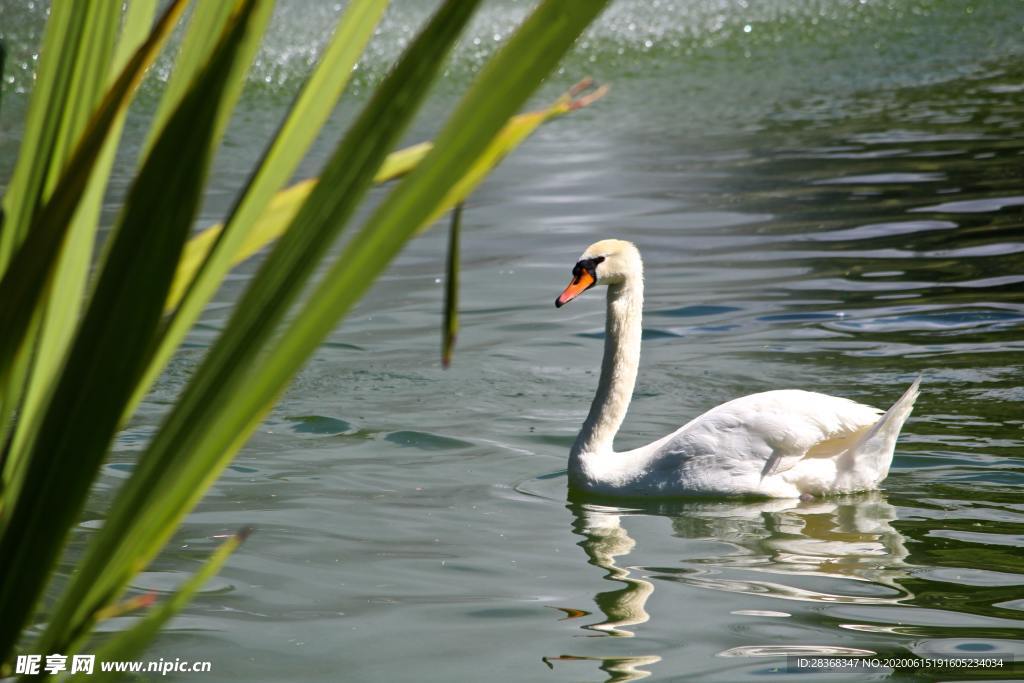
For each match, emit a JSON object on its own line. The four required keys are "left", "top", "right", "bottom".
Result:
{"left": 584, "top": 381, "right": 919, "bottom": 498}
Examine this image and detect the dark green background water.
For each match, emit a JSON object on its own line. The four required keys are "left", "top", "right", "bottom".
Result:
{"left": 2, "top": 1, "right": 1024, "bottom": 681}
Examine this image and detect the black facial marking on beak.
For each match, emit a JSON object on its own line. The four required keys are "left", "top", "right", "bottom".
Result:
{"left": 555, "top": 256, "right": 605, "bottom": 307}
{"left": 574, "top": 256, "right": 605, "bottom": 281}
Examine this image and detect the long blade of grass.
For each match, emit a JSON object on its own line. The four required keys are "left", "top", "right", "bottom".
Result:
{"left": 0, "top": 0, "right": 268, "bottom": 660}
{"left": 94, "top": 0, "right": 274, "bottom": 283}
{"left": 43, "top": 0, "right": 480, "bottom": 652}
{"left": 0, "top": 0, "right": 188, "bottom": 453}
{"left": 166, "top": 141, "right": 429, "bottom": 310}
{"left": 139, "top": 1, "right": 236, "bottom": 159}
{"left": 132, "top": 0, "right": 389, "bottom": 418}
{"left": 0, "top": 2, "right": 118, "bottom": 273}
{"left": 442, "top": 203, "right": 462, "bottom": 368}
{"left": 2, "top": 0, "right": 160, "bottom": 515}
{"left": 74, "top": 529, "right": 251, "bottom": 683}
{"left": 0, "top": 0, "right": 124, "bottom": 482}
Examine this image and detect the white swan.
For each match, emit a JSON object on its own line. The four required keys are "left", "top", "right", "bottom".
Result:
{"left": 554, "top": 239, "right": 920, "bottom": 499}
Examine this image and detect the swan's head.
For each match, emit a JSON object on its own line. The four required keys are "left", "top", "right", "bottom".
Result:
{"left": 555, "top": 239, "right": 642, "bottom": 307}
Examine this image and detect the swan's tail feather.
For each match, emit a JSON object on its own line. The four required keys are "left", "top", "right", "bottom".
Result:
{"left": 842, "top": 376, "right": 921, "bottom": 488}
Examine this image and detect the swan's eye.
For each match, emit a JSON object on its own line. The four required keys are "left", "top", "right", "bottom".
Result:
{"left": 573, "top": 256, "right": 605, "bottom": 281}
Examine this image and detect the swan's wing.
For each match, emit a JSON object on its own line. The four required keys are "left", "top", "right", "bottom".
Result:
{"left": 660, "top": 390, "right": 882, "bottom": 480}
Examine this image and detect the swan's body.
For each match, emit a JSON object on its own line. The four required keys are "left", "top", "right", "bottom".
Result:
{"left": 555, "top": 239, "right": 919, "bottom": 499}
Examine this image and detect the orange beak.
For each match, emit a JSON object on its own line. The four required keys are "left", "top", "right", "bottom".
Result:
{"left": 555, "top": 270, "right": 595, "bottom": 307}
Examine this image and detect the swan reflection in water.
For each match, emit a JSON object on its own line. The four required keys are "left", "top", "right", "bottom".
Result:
{"left": 545, "top": 492, "right": 911, "bottom": 681}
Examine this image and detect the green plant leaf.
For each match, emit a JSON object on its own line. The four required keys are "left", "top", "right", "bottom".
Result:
{"left": 93, "top": 7, "right": 609, "bottom": 625}
{"left": 139, "top": 1, "right": 236, "bottom": 160}
{"left": 74, "top": 529, "right": 250, "bottom": 683}
{"left": 164, "top": 85, "right": 605, "bottom": 313}
{"left": 165, "top": 139, "right": 431, "bottom": 312}
{"left": 42, "top": 0, "right": 482, "bottom": 655}
{"left": 0, "top": 0, "right": 269, "bottom": 661}
{"left": 2, "top": 0, "right": 160, "bottom": 521}
{"left": 94, "top": 0, "right": 275, "bottom": 281}
{"left": 131, "top": 0, "right": 389, "bottom": 419}
{"left": 442, "top": 203, "right": 462, "bottom": 368}
{"left": 0, "top": 0, "right": 130, "bottom": 485}
{"left": 0, "top": 0, "right": 188, "bottom": 466}
{"left": 0, "top": 2, "right": 119, "bottom": 273}
{"left": 250, "top": 0, "right": 611, "bottom": 389}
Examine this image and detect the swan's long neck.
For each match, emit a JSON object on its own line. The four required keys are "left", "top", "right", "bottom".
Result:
{"left": 571, "top": 277, "right": 643, "bottom": 457}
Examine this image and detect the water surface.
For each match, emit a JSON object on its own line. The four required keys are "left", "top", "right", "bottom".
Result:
{"left": 2, "top": 1, "right": 1024, "bottom": 681}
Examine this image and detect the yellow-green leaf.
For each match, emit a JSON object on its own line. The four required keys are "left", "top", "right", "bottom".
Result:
{"left": 165, "top": 85, "right": 606, "bottom": 313}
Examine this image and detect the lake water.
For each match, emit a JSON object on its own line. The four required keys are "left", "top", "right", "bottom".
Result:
{"left": 3, "top": 1, "right": 1024, "bottom": 681}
